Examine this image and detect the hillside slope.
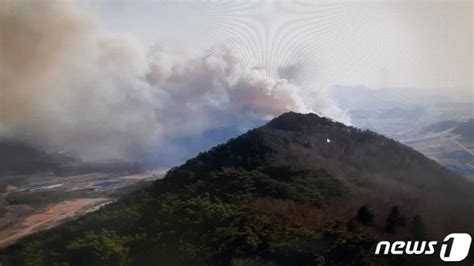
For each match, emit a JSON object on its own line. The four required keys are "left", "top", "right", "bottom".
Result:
{"left": 1, "top": 112, "right": 473, "bottom": 265}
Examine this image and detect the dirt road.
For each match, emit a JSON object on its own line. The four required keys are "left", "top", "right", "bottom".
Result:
{"left": 0, "top": 198, "right": 110, "bottom": 248}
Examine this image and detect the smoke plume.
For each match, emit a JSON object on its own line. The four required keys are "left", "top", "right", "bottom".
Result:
{"left": 0, "top": 0, "right": 348, "bottom": 161}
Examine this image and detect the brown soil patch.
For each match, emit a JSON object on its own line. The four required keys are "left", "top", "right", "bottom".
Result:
{"left": 0, "top": 198, "right": 110, "bottom": 248}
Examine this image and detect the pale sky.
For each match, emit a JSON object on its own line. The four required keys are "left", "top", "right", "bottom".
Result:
{"left": 79, "top": 0, "right": 473, "bottom": 96}
{"left": 1, "top": 0, "right": 472, "bottom": 160}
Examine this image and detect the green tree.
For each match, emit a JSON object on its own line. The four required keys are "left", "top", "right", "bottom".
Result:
{"left": 356, "top": 205, "right": 375, "bottom": 226}
{"left": 66, "top": 230, "right": 132, "bottom": 266}
{"left": 385, "top": 206, "right": 406, "bottom": 234}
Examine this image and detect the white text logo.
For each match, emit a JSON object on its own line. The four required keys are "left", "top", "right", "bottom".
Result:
{"left": 374, "top": 233, "right": 472, "bottom": 262}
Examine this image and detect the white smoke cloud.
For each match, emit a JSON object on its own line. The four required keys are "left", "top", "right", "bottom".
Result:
{"left": 0, "top": 0, "right": 348, "bottom": 161}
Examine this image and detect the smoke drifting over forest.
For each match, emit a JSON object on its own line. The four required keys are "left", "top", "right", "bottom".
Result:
{"left": 0, "top": 0, "right": 352, "bottom": 161}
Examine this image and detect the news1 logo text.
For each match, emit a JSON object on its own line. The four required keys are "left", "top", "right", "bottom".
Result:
{"left": 375, "top": 233, "right": 472, "bottom": 262}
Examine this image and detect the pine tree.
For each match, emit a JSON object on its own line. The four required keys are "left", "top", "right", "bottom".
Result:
{"left": 385, "top": 206, "right": 406, "bottom": 234}
{"left": 356, "top": 205, "right": 375, "bottom": 226}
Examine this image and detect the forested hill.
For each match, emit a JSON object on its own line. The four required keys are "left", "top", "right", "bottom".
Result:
{"left": 262, "top": 112, "right": 472, "bottom": 198}
{"left": 1, "top": 112, "right": 473, "bottom": 265}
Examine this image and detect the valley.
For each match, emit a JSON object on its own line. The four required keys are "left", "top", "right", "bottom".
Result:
{"left": 332, "top": 86, "right": 473, "bottom": 182}
{"left": 0, "top": 169, "right": 166, "bottom": 247}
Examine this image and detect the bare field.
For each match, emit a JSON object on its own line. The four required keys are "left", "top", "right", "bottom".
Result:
{"left": 0, "top": 169, "right": 167, "bottom": 248}
{"left": 0, "top": 198, "right": 110, "bottom": 248}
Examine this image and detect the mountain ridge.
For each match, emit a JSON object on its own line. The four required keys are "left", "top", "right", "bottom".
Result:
{"left": 1, "top": 112, "right": 473, "bottom": 265}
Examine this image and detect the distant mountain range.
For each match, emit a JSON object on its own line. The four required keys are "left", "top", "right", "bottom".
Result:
{"left": 0, "top": 139, "right": 63, "bottom": 176}
{"left": 331, "top": 85, "right": 472, "bottom": 111}
{"left": 0, "top": 139, "right": 144, "bottom": 177}
{"left": 2, "top": 112, "right": 473, "bottom": 265}
{"left": 331, "top": 86, "right": 472, "bottom": 126}
{"left": 422, "top": 119, "right": 474, "bottom": 139}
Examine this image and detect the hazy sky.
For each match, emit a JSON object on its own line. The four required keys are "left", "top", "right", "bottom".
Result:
{"left": 1, "top": 0, "right": 472, "bottom": 160}
{"left": 81, "top": 0, "right": 473, "bottom": 93}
